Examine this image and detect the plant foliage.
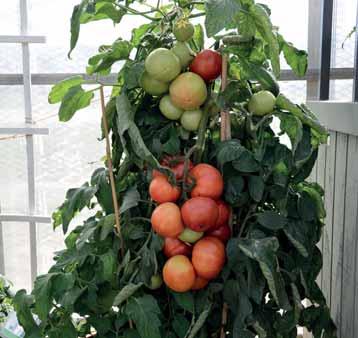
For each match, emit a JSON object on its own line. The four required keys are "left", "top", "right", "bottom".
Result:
{"left": 14, "top": 1, "right": 336, "bottom": 337}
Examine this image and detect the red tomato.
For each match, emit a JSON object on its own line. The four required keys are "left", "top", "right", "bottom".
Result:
{"left": 151, "top": 202, "right": 184, "bottom": 238}
{"left": 163, "top": 255, "right": 196, "bottom": 292}
{"left": 191, "top": 276, "right": 209, "bottom": 290}
{"left": 163, "top": 237, "right": 192, "bottom": 258}
{"left": 181, "top": 197, "right": 219, "bottom": 232}
{"left": 189, "top": 50, "right": 222, "bottom": 82}
{"left": 207, "top": 224, "right": 231, "bottom": 244}
{"left": 149, "top": 176, "right": 181, "bottom": 203}
{"left": 192, "top": 236, "right": 226, "bottom": 279}
{"left": 215, "top": 200, "right": 230, "bottom": 229}
{"left": 190, "top": 164, "right": 224, "bottom": 200}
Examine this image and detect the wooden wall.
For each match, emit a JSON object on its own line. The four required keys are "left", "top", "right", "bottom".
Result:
{"left": 307, "top": 101, "right": 358, "bottom": 337}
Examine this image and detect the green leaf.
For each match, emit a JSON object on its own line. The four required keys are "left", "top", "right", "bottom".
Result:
{"left": 99, "top": 250, "right": 116, "bottom": 281}
{"left": 224, "top": 176, "right": 247, "bottom": 206}
{"left": 116, "top": 93, "right": 160, "bottom": 168}
{"left": 162, "top": 127, "right": 181, "bottom": 155}
{"left": 250, "top": 4, "right": 280, "bottom": 77}
{"left": 233, "top": 150, "right": 260, "bottom": 172}
{"left": 52, "top": 183, "right": 97, "bottom": 234}
{"left": 283, "top": 220, "right": 309, "bottom": 257}
{"left": 185, "top": 303, "right": 212, "bottom": 338}
{"left": 172, "top": 292, "right": 194, "bottom": 313}
{"left": 277, "top": 113, "right": 303, "bottom": 153}
{"left": 257, "top": 211, "right": 287, "bottom": 230}
{"left": 215, "top": 139, "right": 245, "bottom": 165}
{"left": 125, "top": 295, "right": 162, "bottom": 338}
{"left": 173, "top": 315, "right": 191, "bottom": 338}
{"left": 58, "top": 85, "right": 94, "bottom": 122}
{"left": 68, "top": 1, "right": 89, "bottom": 57}
{"left": 238, "top": 10, "right": 256, "bottom": 38}
{"left": 131, "top": 23, "right": 155, "bottom": 46}
{"left": 87, "top": 39, "right": 132, "bottom": 74}
{"left": 91, "top": 168, "right": 113, "bottom": 214}
{"left": 120, "top": 186, "right": 141, "bottom": 214}
{"left": 238, "top": 238, "right": 290, "bottom": 309}
{"left": 13, "top": 290, "right": 41, "bottom": 337}
{"left": 123, "top": 61, "right": 145, "bottom": 90}
{"left": 248, "top": 175, "right": 265, "bottom": 202}
{"left": 48, "top": 76, "right": 84, "bottom": 104}
{"left": 99, "top": 214, "right": 116, "bottom": 240}
{"left": 80, "top": 2, "right": 125, "bottom": 24}
{"left": 204, "top": 0, "right": 241, "bottom": 37}
{"left": 279, "top": 34, "right": 308, "bottom": 77}
{"left": 193, "top": 24, "right": 205, "bottom": 51}
{"left": 113, "top": 283, "right": 143, "bottom": 306}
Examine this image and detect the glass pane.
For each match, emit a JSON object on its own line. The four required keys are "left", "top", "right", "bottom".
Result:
{"left": 0, "top": 1, "right": 20, "bottom": 35}
{"left": 2, "top": 222, "right": 31, "bottom": 291}
{"left": 0, "top": 86, "right": 25, "bottom": 124}
{"left": 330, "top": 80, "right": 354, "bottom": 101}
{"left": 0, "top": 44, "right": 24, "bottom": 74}
{"left": 0, "top": 137, "right": 28, "bottom": 214}
{"left": 279, "top": 81, "right": 307, "bottom": 102}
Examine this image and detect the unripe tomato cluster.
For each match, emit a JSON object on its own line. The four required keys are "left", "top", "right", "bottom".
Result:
{"left": 140, "top": 18, "right": 222, "bottom": 132}
{"left": 149, "top": 159, "right": 231, "bottom": 293}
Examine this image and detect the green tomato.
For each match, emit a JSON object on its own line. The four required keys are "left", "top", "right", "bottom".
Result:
{"left": 248, "top": 90, "right": 276, "bottom": 116}
{"left": 173, "top": 19, "right": 195, "bottom": 42}
{"left": 159, "top": 95, "right": 184, "bottom": 120}
{"left": 148, "top": 274, "right": 163, "bottom": 290}
{"left": 145, "top": 48, "right": 181, "bottom": 82}
{"left": 140, "top": 72, "right": 169, "bottom": 96}
{"left": 178, "top": 228, "right": 204, "bottom": 243}
{"left": 171, "top": 42, "right": 195, "bottom": 69}
{"left": 180, "top": 109, "right": 203, "bottom": 131}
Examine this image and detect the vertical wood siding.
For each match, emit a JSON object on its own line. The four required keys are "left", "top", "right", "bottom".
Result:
{"left": 312, "top": 131, "right": 358, "bottom": 337}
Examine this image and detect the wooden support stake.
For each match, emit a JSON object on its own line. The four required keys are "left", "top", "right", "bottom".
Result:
{"left": 99, "top": 86, "right": 125, "bottom": 258}
{"left": 220, "top": 54, "right": 230, "bottom": 338}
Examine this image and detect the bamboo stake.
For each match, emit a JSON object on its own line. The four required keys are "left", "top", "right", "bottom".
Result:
{"left": 220, "top": 53, "right": 231, "bottom": 338}
{"left": 99, "top": 86, "right": 125, "bottom": 258}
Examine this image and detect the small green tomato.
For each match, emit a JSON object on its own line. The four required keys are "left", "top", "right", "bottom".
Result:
{"left": 180, "top": 109, "right": 203, "bottom": 131}
{"left": 159, "top": 95, "right": 184, "bottom": 120}
{"left": 179, "top": 228, "right": 204, "bottom": 243}
{"left": 248, "top": 90, "right": 276, "bottom": 116}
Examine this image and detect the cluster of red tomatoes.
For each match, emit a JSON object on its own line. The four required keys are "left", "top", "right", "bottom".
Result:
{"left": 149, "top": 158, "right": 230, "bottom": 293}
{"left": 140, "top": 18, "right": 222, "bottom": 132}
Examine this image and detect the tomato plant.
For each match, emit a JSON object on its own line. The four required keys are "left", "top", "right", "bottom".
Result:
{"left": 190, "top": 49, "right": 222, "bottom": 82}
{"left": 14, "top": 1, "right": 337, "bottom": 338}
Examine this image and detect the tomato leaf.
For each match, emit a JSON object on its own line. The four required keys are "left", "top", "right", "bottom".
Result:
{"left": 48, "top": 76, "right": 84, "bottom": 104}
{"left": 204, "top": 0, "right": 241, "bottom": 37}
{"left": 172, "top": 292, "right": 194, "bottom": 313}
{"left": 125, "top": 295, "right": 162, "bottom": 338}
{"left": 248, "top": 175, "right": 265, "bottom": 202}
{"left": 113, "top": 283, "right": 143, "bottom": 306}
{"left": 120, "top": 186, "right": 141, "bottom": 214}
{"left": 58, "top": 85, "right": 94, "bottom": 122}
{"left": 257, "top": 211, "right": 287, "bottom": 230}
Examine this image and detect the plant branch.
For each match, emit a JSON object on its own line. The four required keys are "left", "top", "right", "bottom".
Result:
{"left": 100, "top": 86, "right": 125, "bottom": 258}
{"left": 114, "top": 3, "right": 161, "bottom": 21}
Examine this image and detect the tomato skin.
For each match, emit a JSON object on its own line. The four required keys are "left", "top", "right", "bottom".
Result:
{"left": 248, "top": 90, "right": 276, "bottom": 116}
{"left": 151, "top": 202, "right": 184, "bottom": 238}
{"left": 171, "top": 42, "right": 195, "bottom": 69}
{"left": 215, "top": 200, "right": 230, "bottom": 229}
{"left": 181, "top": 197, "right": 219, "bottom": 232}
{"left": 159, "top": 95, "right": 184, "bottom": 120}
{"left": 192, "top": 236, "right": 226, "bottom": 279}
{"left": 190, "top": 164, "right": 224, "bottom": 200}
{"left": 140, "top": 72, "right": 169, "bottom": 96}
{"left": 149, "top": 176, "right": 181, "bottom": 204}
{"left": 207, "top": 224, "right": 231, "bottom": 244}
{"left": 169, "top": 72, "right": 208, "bottom": 110}
{"left": 180, "top": 109, "right": 203, "bottom": 131}
{"left": 190, "top": 50, "right": 222, "bottom": 82}
{"left": 191, "top": 276, "right": 209, "bottom": 290}
{"left": 163, "top": 255, "right": 196, "bottom": 292}
{"left": 153, "top": 158, "right": 193, "bottom": 181}
{"left": 148, "top": 274, "right": 163, "bottom": 290}
{"left": 163, "top": 237, "right": 192, "bottom": 258}
{"left": 178, "top": 228, "right": 204, "bottom": 243}
{"left": 173, "top": 19, "right": 195, "bottom": 42}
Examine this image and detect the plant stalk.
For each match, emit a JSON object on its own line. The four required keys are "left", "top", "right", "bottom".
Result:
{"left": 100, "top": 86, "right": 125, "bottom": 258}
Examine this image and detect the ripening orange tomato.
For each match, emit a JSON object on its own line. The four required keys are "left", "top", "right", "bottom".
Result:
{"left": 163, "top": 255, "right": 196, "bottom": 292}
{"left": 163, "top": 237, "right": 192, "bottom": 258}
{"left": 149, "top": 176, "right": 181, "bottom": 204}
{"left": 189, "top": 164, "right": 224, "bottom": 200}
{"left": 151, "top": 202, "right": 184, "bottom": 237}
{"left": 214, "top": 200, "right": 230, "bottom": 229}
{"left": 181, "top": 197, "right": 219, "bottom": 232}
{"left": 192, "top": 236, "right": 226, "bottom": 279}
{"left": 191, "top": 276, "right": 209, "bottom": 290}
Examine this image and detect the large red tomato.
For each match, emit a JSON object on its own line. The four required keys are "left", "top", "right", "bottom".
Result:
{"left": 149, "top": 176, "right": 181, "bottom": 204}
{"left": 190, "top": 164, "right": 224, "bottom": 200}
{"left": 153, "top": 158, "right": 193, "bottom": 180}
{"left": 190, "top": 50, "right": 222, "bottom": 82}
{"left": 192, "top": 236, "right": 226, "bottom": 279}
{"left": 163, "top": 255, "right": 196, "bottom": 292}
{"left": 151, "top": 202, "right": 184, "bottom": 238}
{"left": 181, "top": 197, "right": 219, "bottom": 232}
{"left": 163, "top": 237, "right": 192, "bottom": 258}
{"left": 215, "top": 200, "right": 230, "bottom": 229}
{"left": 191, "top": 276, "right": 209, "bottom": 290}
{"left": 207, "top": 224, "right": 231, "bottom": 244}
